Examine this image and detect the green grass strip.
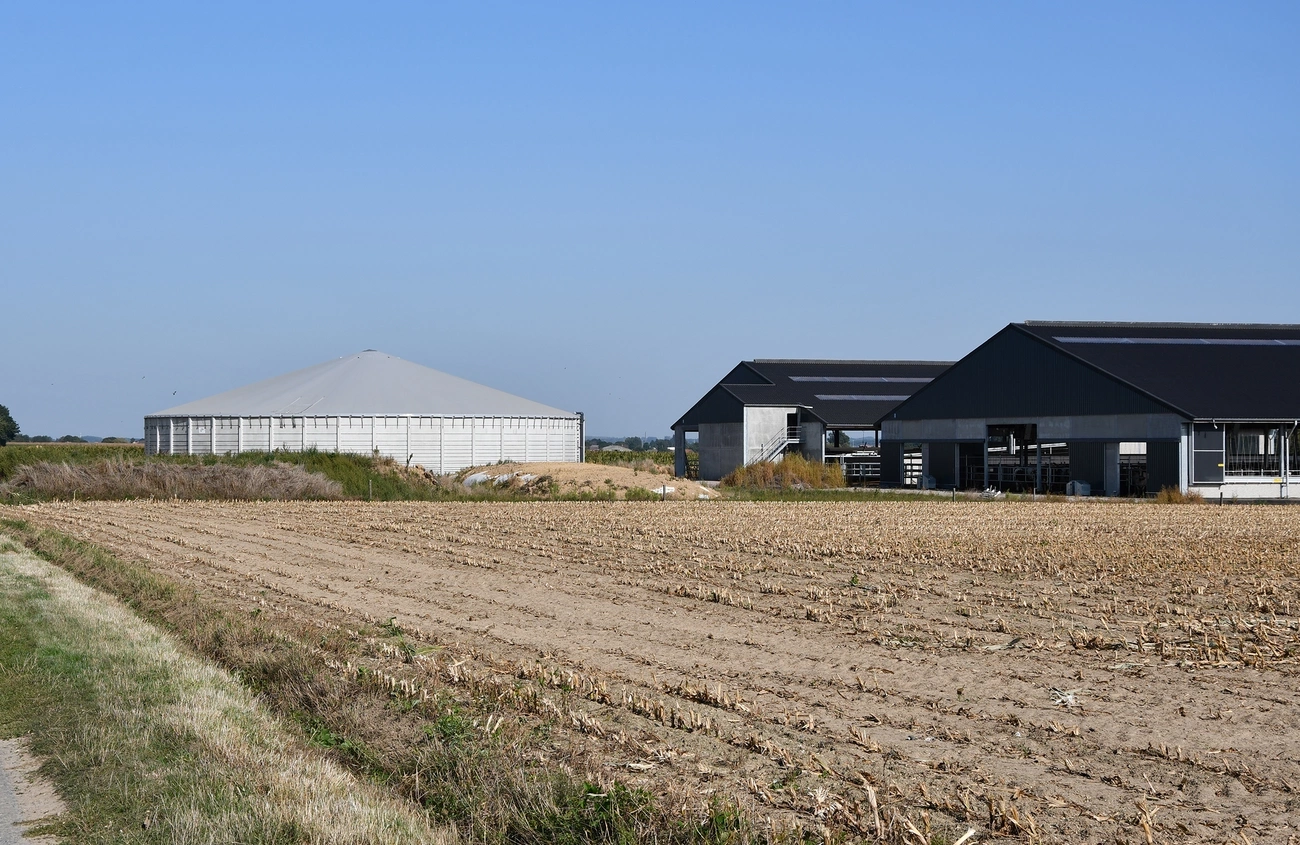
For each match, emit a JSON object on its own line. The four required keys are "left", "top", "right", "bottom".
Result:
{"left": 0, "top": 531, "right": 444, "bottom": 844}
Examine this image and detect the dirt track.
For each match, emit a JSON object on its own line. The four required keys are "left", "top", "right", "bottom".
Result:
{"left": 9, "top": 500, "right": 1300, "bottom": 843}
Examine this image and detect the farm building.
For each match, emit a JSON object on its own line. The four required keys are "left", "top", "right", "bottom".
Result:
{"left": 672, "top": 359, "right": 952, "bottom": 481}
{"left": 145, "top": 350, "right": 582, "bottom": 472}
{"left": 879, "top": 321, "right": 1300, "bottom": 499}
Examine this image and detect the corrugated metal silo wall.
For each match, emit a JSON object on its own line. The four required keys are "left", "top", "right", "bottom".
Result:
{"left": 143, "top": 414, "right": 580, "bottom": 471}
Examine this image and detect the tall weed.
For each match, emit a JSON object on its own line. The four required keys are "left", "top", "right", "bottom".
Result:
{"left": 722, "top": 453, "right": 844, "bottom": 490}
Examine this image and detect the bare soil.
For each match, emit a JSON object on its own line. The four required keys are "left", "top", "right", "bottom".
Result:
{"left": 0, "top": 739, "right": 64, "bottom": 845}
{"left": 460, "top": 461, "right": 716, "bottom": 499}
{"left": 9, "top": 500, "right": 1300, "bottom": 843}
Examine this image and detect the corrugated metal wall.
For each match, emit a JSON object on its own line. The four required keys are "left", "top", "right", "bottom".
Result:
{"left": 1146, "top": 441, "right": 1181, "bottom": 494}
{"left": 144, "top": 415, "right": 581, "bottom": 472}
{"left": 889, "top": 326, "right": 1175, "bottom": 421}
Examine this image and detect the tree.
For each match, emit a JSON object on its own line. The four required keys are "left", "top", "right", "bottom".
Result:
{"left": 0, "top": 404, "right": 18, "bottom": 445}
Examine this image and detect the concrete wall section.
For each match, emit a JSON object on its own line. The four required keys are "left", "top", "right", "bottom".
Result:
{"left": 699, "top": 422, "right": 744, "bottom": 481}
{"left": 799, "top": 421, "right": 825, "bottom": 462}
{"left": 744, "top": 406, "right": 795, "bottom": 464}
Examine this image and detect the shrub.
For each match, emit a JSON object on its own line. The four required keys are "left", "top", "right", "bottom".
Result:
{"left": 586, "top": 450, "right": 676, "bottom": 467}
{"left": 721, "top": 453, "right": 844, "bottom": 489}
{"left": 624, "top": 485, "right": 660, "bottom": 501}
{"left": 1155, "top": 486, "right": 1205, "bottom": 504}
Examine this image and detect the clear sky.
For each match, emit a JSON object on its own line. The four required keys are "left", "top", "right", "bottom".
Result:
{"left": 2, "top": 2, "right": 1297, "bottom": 438}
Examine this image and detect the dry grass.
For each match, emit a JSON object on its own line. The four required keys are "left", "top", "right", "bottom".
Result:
{"left": 0, "top": 531, "right": 444, "bottom": 843}
{"left": 0, "top": 458, "right": 343, "bottom": 501}
{"left": 722, "top": 453, "right": 844, "bottom": 489}
{"left": 1154, "top": 485, "right": 1206, "bottom": 504}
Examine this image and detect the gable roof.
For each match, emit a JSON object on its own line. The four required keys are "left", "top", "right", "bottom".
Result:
{"left": 1016, "top": 322, "right": 1300, "bottom": 420}
{"left": 148, "top": 350, "right": 577, "bottom": 418}
{"left": 675, "top": 359, "right": 952, "bottom": 429}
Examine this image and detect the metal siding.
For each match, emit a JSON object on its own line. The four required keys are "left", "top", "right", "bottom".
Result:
{"left": 676, "top": 386, "right": 745, "bottom": 429}
{"left": 879, "top": 441, "right": 903, "bottom": 486}
{"left": 141, "top": 413, "right": 579, "bottom": 471}
{"left": 214, "top": 418, "right": 241, "bottom": 455}
{"left": 1018, "top": 322, "right": 1300, "bottom": 420}
{"left": 1069, "top": 442, "right": 1106, "bottom": 491}
{"left": 889, "top": 327, "right": 1176, "bottom": 422}
{"left": 1146, "top": 441, "right": 1181, "bottom": 494}
{"left": 172, "top": 418, "right": 190, "bottom": 455}
{"left": 698, "top": 422, "right": 744, "bottom": 481}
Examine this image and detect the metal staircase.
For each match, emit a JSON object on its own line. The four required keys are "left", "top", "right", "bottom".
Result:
{"left": 753, "top": 426, "right": 801, "bottom": 464}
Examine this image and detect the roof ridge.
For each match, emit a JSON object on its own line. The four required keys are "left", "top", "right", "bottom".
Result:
{"left": 1020, "top": 320, "right": 1300, "bottom": 330}
{"left": 749, "top": 359, "right": 955, "bottom": 365}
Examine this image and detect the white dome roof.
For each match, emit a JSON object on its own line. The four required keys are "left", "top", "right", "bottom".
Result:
{"left": 148, "top": 351, "right": 576, "bottom": 418}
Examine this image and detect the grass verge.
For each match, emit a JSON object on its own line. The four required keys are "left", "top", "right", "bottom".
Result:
{"left": 0, "top": 519, "right": 752, "bottom": 844}
{"left": 0, "top": 531, "right": 443, "bottom": 844}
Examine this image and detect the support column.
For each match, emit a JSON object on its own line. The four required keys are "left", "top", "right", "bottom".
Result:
{"left": 674, "top": 428, "right": 687, "bottom": 477}
{"left": 1104, "top": 442, "right": 1120, "bottom": 496}
{"left": 186, "top": 418, "right": 192, "bottom": 456}
{"left": 1179, "top": 424, "right": 1191, "bottom": 494}
{"left": 1036, "top": 438, "right": 1043, "bottom": 494}
{"left": 1283, "top": 424, "right": 1292, "bottom": 498}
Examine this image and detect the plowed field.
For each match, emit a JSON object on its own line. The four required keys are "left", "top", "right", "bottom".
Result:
{"left": 9, "top": 500, "right": 1300, "bottom": 843}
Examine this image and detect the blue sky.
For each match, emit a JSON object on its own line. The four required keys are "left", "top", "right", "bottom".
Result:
{"left": 2, "top": 2, "right": 1297, "bottom": 438}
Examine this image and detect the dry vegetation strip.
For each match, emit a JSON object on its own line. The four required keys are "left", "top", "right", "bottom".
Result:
{"left": 5, "top": 501, "right": 1300, "bottom": 843}
{"left": 0, "top": 458, "right": 343, "bottom": 501}
{"left": 0, "top": 533, "right": 442, "bottom": 844}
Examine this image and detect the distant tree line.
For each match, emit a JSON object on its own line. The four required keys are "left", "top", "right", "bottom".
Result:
{"left": 0, "top": 405, "right": 134, "bottom": 445}
{"left": 0, "top": 404, "right": 16, "bottom": 445}
{"left": 585, "top": 436, "right": 675, "bottom": 452}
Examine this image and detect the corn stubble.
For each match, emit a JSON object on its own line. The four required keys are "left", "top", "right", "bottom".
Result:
{"left": 10, "top": 499, "right": 1300, "bottom": 844}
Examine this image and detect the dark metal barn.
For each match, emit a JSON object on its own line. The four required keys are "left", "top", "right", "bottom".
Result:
{"left": 879, "top": 322, "right": 1300, "bottom": 499}
{"left": 672, "top": 359, "right": 951, "bottom": 481}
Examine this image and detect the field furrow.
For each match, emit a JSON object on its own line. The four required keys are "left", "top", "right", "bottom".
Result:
{"left": 9, "top": 500, "right": 1300, "bottom": 843}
